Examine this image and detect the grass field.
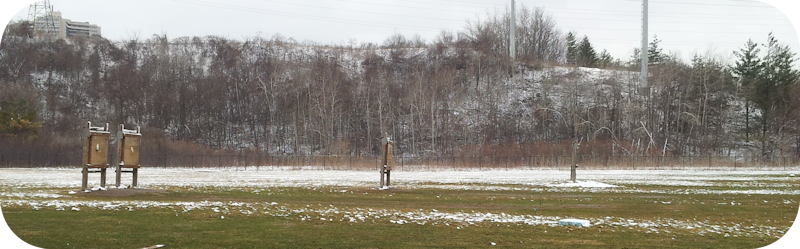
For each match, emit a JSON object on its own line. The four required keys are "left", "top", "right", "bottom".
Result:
{"left": 1, "top": 168, "right": 799, "bottom": 248}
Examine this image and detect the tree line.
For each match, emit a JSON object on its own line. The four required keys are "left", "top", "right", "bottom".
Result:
{"left": 1, "top": 6, "right": 798, "bottom": 159}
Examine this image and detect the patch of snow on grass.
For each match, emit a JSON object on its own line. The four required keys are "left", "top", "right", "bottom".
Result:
{"left": 559, "top": 218, "right": 591, "bottom": 227}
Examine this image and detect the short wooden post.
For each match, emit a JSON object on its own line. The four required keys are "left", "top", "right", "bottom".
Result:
{"left": 81, "top": 165, "right": 89, "bottom": 191}
{"left": 115, "top": 163, "right": 122, "bottom": 187}
{"left": 379, "top": 166, "right": 385, "bottom": 188}
{"left": 100, "top": 168, "right": 107, "bottom": 187}
{"left": 132, "top": 168, "right": 138, "bottom": 187}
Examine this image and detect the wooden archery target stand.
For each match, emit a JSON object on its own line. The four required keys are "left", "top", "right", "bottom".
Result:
{"left": 379, "top": 133, "right": 393, "bottom": 190}
{"left": 81, "top": 121, "right": 110, "bottom": 192}
{"left": 115, "top": 124, "right": 142, "bottom": 188}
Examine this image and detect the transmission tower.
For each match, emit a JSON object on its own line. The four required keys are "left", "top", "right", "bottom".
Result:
{"left": 509, "top": 0, "right": 515, "bottom": 61}
{"left": 641, "top": 0, "right": 648, "bottom": 93}
{"left": 27, "top": 0, "right": 57, "bottom": 38}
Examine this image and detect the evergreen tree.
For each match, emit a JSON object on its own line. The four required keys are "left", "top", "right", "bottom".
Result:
{"left": 576, "top": 36, "right": 597, "bottom": 67}
{"left": 566, "top": 32, "right": 577, "bottom": 65}
{"left": 629, "top": 48, "right": 642, "bottom": 68}
{"left": 597, "top": 49, "right": 613, "bottom": 69}
{"left": 758, "top": 33, "right": 799, "bottom": 133}
{"left": 648, "top": 35, "right": 665, "bottom": 66}
{"left": 627, "top": 35, "right": 667, "bottom": 69}
{"left": 0, "top": 99, "right": 43, "bottom": 139}
{"left": 732, "top": 39, "right": 761, "bottom": 141}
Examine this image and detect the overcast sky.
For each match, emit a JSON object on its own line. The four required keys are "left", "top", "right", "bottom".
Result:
{"left": 1, "top": 0, "right": 799, "bottom": 64}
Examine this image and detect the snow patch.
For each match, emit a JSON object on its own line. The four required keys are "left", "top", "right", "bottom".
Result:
{"left": 559, "top": 218, "right": 591, "bottom": 227}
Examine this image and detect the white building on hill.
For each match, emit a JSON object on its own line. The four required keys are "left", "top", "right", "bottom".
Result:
{"left": 34, "top": 11, "right": 101, "bottom": 39}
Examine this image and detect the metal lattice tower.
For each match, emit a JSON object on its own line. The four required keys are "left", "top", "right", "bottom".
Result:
{"left": 641, "top": 0, "right": 649, "bottom": 92}
{"left": 509, "top": 0, "right": 515, "bottom": 61}
{"left": 27, "top": 0, "right": 56, "bottom": 38}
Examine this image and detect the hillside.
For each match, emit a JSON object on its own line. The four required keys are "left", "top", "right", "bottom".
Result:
{"left": 1, "top": 24, "right": 798, "bottom": 159}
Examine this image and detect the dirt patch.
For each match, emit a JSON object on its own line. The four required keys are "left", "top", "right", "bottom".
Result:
{"left": 79, "top": 188, "right": 168, "bottom": 197}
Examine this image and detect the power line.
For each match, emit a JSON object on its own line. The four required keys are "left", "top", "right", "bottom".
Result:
{"left": 185, "top": 0, "right": 797, "bottom": 28}
{"left": 645, "top": 0, "right": 774, "bottom": 8}
{"left": 176, "top": 0, "right": 446, "bottom": 32}
{"left": 561, "top": 26, "right": 795, "bottom": 36}
{"left": 400, "top": 0, "right": 503, "bottom": 8}
{"left": 731, "top": 0, "right": 800, "bottom": 5}
{"left": 555, "top": 17, "right": 792, "bottom": 26}
{"left": 590, "top": 38, "right": 798, "bottom": 46}
{"left": 332, "top": 0, "right": 494, "bottom": 14}
{"left": 548, "top": 10, "right": 787, "bottom": 20}
{"left": 259, "top": 0, "right": 468, "bottom": 23}
{"left": 437, "top": 0, "right": 506, "bottom": 7}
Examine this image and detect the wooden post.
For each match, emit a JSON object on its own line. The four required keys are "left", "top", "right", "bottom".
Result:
{"left": 100, "top": 168, "right": 106, "bottom": 187}
{"left": 82, "top": 165, "right": 88, "bottom": 191}
{"left": 379, "top": 166, "right": 385, "bottom": 188}
{"left": 132, "top": 168, "right": 138, "bottom": 187}
{"left": 379, "top": 133, "right": 393, "bottom": 189}
{"left": 115, "top": 163, "right": 121, "bottom": 187}
{"left": 116, "top": 124, "right": 123, "bottom": 187}
{"left": 82, "top": 133, "right": 88, "bottom": 192}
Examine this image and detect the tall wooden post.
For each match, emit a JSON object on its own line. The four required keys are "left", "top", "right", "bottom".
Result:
{"left": 380, "top": 133, "right": 393, "bottom": 189}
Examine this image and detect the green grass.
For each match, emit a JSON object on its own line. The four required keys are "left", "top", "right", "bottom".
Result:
{"left": 3, "top": 184, "right": 797, "bottom": 248}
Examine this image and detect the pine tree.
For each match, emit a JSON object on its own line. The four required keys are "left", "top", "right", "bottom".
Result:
{"left": 752, "top": 33, "right": 799, "bottom": 154}
{"left": 628, "top": 35, "right": 666, "bottom": 68}
{"left": 576, "top": 36, "right": 597, "bottom": 68}
{"left": 566, "top": 32, "right": 577, "bottom": 65}
{"left": 732, "top": 39, "right": 761, "bottom": 141}
{"left": 598, "top": 49, "right": 613, "bottom": 69}
{"left": 0, "top": 99, "right": 43, "bottom": 139}
{"left": 648, "top": 35, "right": 665, "bottom": 66}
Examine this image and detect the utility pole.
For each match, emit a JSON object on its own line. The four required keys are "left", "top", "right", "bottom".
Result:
{"left": 640, "top": 0, "right": 649, "bottom": 93}
{"left": 510, "top": 0, "right": 516, "bottom": 61}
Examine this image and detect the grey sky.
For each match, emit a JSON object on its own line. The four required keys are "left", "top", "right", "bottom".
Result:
{"left": 2, "top": 0, "right": 800, "bottom": 64}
